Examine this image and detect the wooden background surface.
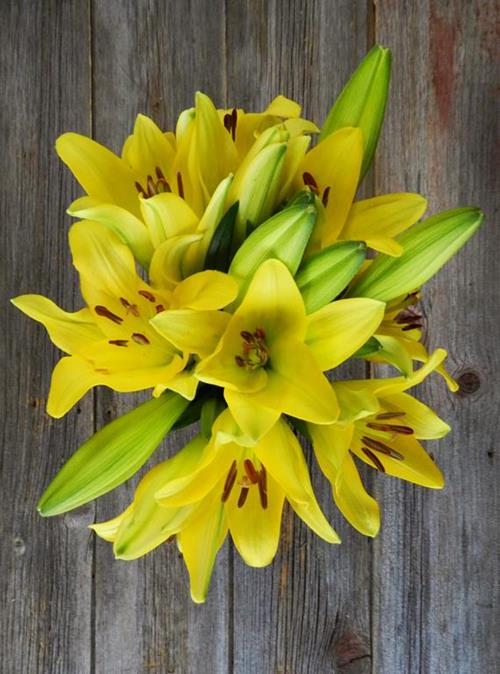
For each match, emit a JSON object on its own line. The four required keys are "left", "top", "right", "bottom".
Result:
{"left": 1, "top": 1, "right": 498, "bottom": 672}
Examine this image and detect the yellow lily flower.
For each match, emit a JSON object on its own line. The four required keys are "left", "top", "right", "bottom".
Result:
{"left": 371, "top": 292, "right": 459, "bottom": 391}
{"left": 55, "top": 93, "right": 312, "bottom": 264}
{"left": 291, "top": 126, "right": 427, "bottom": 256}
{"left": 92, "top": 409, "right": 339, "bottom": 603}
{"left": 152, "top": 258, "right": 385, "bottom": 442}
{"left": 12, "top": 221, "right": 237, "bottom": 417}
{"left": 308, "top": 349, "right": 450, "bottom": 537}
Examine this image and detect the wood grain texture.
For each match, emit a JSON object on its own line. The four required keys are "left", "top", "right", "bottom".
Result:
{"left": 374, "top": 2, "right": 499, "bottom": 673}
{"left": 0, "top": 2, "right": 94, "bottom": 673}
{"left": 1, "top": 1, "right": 498, "bottom": 673}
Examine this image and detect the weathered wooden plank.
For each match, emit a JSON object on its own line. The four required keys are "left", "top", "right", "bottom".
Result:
{"left": 90, "top": 2, "right": 229, "bottom": 673}
{"left": 0, "top": 2, "right": 94, "bottom": 673}
{"left": 373, "top": 1, "right": 499, "bottom": 672}
{"left": 225, "top": 2, "right": 374, "bottom": 672}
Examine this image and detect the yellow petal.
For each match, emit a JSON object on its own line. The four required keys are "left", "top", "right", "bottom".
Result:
{"left": 227, "top": 471, "right": 284, "bottom": 567}
{"left": 342, "top": 193, "right": 427, "bottom": 249}
{"left": 69, "top": 220, "right": 138, "bottom": 299}
{"left": 56, "top": 132, "right": 139, "bottom": 217}
{"left": 149, "top": 233, "right": 202, "bottom": 288}
{"left": 11, "top": 295, "right": 102, "bottom": 355}
{"left": 254, "top": 339, "right": 339, "bottom": 424}
{"left": 353, "top": 434, "right": 444, "bottom": 488}
{"left": 140, "top": 193, "right": 199, "bottom": 249}
{"left": 373, "top": 348, "right": 448, "bottom": 397}
{"left": 67, "top": 199, "right": 153, "bottom": 268}
{"left": 331, "top": 380, "right": 381, "bottom": 424}
{"left": 151, "top": 309, "right": 230, "bottom": 357}
{"left": 306, "top": 298, "right": 385, "bottom": 371}
{"left": 178, "top": 491, "right": 228, "bottom": 603}
{"left": 223, "top": 389, "right": 280, "bottom": 442}
{"left": 264, "top": 95, "right": 301, "bottom": 117}
{"left": 381, "top": 392, "right": 450, "bottom": 439}
{"left": 363, "top": 235, "right": 404, "bottom": 257}
{"left": 310, "top": 423, "right": 380, "bottom": 537}
{"left": 299, "top": 127, "right": 363, "bottom": 246}
{"left": 121, "top": 113, "right": 175, "bottom": 180}
{"left": 47, "top": 356, "right": 100, "bottom": 418}
{"left": 156, "top": 370, "right": 199, "bottom": 401}
{"left": 90, "top": 505, "right": 134, "bottom": 542}
{"left": 171, "top": 270, "right": 238, "bottom": 310}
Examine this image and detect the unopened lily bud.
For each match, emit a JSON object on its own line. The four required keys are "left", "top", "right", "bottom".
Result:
{"left": 229, "top": 199, "right": 317, "bottom": 305}
{"left": 296, "top": 240, "right": 367, "bottom": 313}
{"left": 320, "top": 44, "right": 391, "bottom": 181}
{"left": 348, "top": 207, "right": 484, "bottom": 302}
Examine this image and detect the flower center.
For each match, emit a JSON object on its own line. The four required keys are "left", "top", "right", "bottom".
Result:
{"left": 234, "top": 328, "right": 269, "bottom": 370}
{"left": 358, "top": 411, "right": 414, "bottom": 472}
{"left": 302, "top": 171, "right": 331, "bottom": 207}
{"left": 221, "top": 459, "right": 268, "bottom": 509}
{"left": 135, "top": 168, "right": 185, "bottom": 199}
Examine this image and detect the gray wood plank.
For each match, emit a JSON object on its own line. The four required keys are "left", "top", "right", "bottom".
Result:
{"left": 373, "top": 2, "right": 499, "bottom": 672}
{"left": 91, "top": 2, "right": 229, "bottom": 673}
{"left": 0, "top": 2, "right": 94, "bottom": 673}
{"left": 225, "top": 2, "right": 374, "bottom": 672}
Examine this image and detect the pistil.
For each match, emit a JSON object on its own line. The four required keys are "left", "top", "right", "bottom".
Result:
{"left": 235, "top": 328, "right": 269, "bottom": 370}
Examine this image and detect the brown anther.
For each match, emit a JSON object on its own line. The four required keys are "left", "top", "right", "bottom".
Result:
{"left": 402, "top": 323, "right": 422, "bottom": 331}
{"left": 138, "top": 289, "right": 156, "bottom": 302}
{"left": 237, "top": 487, "right": 249, "bottom": 508}
{"left": 95, "top": 368, "right": 110, "bottom": 374}
{"left": 302, "top": 171, "right": 318, "bottom": 193}
{"left": 367, "top": 422, "right": 414, "bottom": 435}
{"left": 258, "top": 467, "right": 268, "bottom": 509}
{"left": 155, "top": 304, "right": 165, "bottom": 314}
{"left": 176, "top": 171, "right": 184, "bottom": 198}
{"left": 155, "top": 166, "right": 165, "bottom": 181}
{"left": 108, "top": 339, "right": 128, "bottom": 347}
{"left": 135, "top": 181, "right": 147, "bottom": 197}
{"left": 321, "top": 186, "right": 331, "bottom": 207}
{"left": 376, "top": 411, "right": 406, "bottom": 420}
{"left": 254, "top": 327, "right": 266, "bottom": 340}
{"left": 223, "top": 112, "right": 232, "bottom": 133}
{"left": 240, "top": 330, "right": 253, "bottom": 343}
{"left": 221, "top": 461, "right": 237, "bottom": 502}
{"left": 131, "top": 333, "right": 150, "bottom": 345}
{"left": 362, "top": 448, "right": 386, "bottom": 472}
{"left": 95, "top": 305, "right": 123, "bottom": 324}
{"left": 235, "top": 355, "right": 245, "bottom": 367}
{"left": 362, "top": 436, "right": 404, "bottom": 461}
{"left": 243, "top": 459, "right": 259, "bottom": 484}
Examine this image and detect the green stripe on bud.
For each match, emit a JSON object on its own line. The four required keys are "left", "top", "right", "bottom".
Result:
{"left": 229, "top": 198, "right": 317, "bottom": 305}
{"left": 38, "top": 392, "right": 189, "bottom": 516}
{"left": 348, "top": 207, "right": 484, "bottom": 302}
{"left": 296, "top": 240, "right": 367, "bottom": 313}
{"left": 320, "top": 44, "right": 391, "bottom": 181}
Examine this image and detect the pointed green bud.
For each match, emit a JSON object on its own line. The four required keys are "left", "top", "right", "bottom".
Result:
{"left": 320, "top": 44, "right": 391, "bottom": 181}
{"left": 348, "top": 207, "right": 484, "bottom": 302}
{"left": 229, "top": 199, "right": 317, "bottom": 305}
{"left": 38, "top": 392, "right": 189, "bottom": 516}
{"left": 296, "top": 241, "right": 367, "bottom": 313}
{"left": 231, "top": 142, "right": 288, "bottom": 244}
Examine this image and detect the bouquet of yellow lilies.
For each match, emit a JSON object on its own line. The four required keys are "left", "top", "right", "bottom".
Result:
{"left": 13, "top": 46, "right": 482, "bottom": 603}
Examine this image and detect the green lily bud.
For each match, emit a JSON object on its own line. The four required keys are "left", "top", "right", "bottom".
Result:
{"left": 348, "top": 207, "right": 484, "bottom": 302}
{"left": 320, "top": 44, "right": 391, "bottom": 181}
{"left": 38, "top": 392, "right": 189, "bottom": 516}
{"left": 296, "top": 240, "right": 367, "bottom": 313}
{"left": 231, "top": 142, "right": 288, "bottom": 244}
{"left": 229, "top": 198, "right": 317, "bottom": 305}
{"left": 204, "top": 202, "right": 239, "bottom": 272}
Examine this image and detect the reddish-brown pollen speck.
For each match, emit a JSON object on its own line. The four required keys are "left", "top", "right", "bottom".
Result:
{"left": 95, "top": 305, "right": 123, "bottom": 324}
{"left": 138, "top": 289, "right": 156, "bottom": 302}
{"left": 155, "top": 304, "right": 165, "bottom": 314}
{"left": 131, "top": 333, "right": 150, "bottom": 345}
{"left": 120, "top": 297, "right": 139, "bottom": 317}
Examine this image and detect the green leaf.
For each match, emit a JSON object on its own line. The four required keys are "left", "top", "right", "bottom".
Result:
{"left": 296, "top": 240, "right": 367, "bottom": 313}
{"left": 229, "top": 197, "right": 317, "bottom": 306}
{"left": 348, "top": 207, "right": 484, "bottom": 302}
{"left": 320, "top": 44, "right": 391, "bottom": 181}
{"left": 38, "top": 392, "right": 189, "bottom": 516}
{"left": 204, "top": 202, "right": 239, "bottom": 272}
